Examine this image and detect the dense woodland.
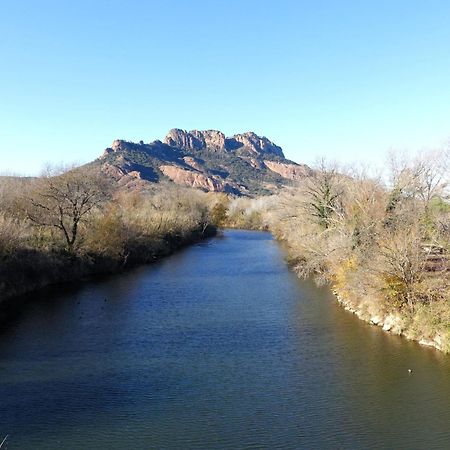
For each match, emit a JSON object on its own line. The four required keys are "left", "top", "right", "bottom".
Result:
{"left": 225, "top": 150, "right": 450, "bottom": 351}
{"left": 0, "top": 166, "right": 218, "bottom": 301}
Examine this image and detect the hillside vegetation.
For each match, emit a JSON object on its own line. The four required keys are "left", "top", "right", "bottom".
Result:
{"left": 225, "top": 151, "right": 450, "bottom": 352}
{"left": 0, "top": 166, "right": 218, "bottom": 302}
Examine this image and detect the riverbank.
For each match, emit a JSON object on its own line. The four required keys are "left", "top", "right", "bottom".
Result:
{"left": 279, "top": 237, "right": 450, "bottom": 354}
{"left": 331, "top": 287, "right": 447, "bottom": 353}
{"left": 223, "top": 185, "right": 450, "bottom": 354}
{"left": 0, "top": 226, "right": 216, "bottom": 307}
{"left": 226, "top": 225, "right": 449, "bottom": 354}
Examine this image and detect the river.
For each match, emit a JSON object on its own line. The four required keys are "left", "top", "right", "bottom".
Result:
{"left": 0, "top": 230, "right": 449, "bottom": 449}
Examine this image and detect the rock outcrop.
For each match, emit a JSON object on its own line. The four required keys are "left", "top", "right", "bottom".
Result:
{"left": 159, "top": 165, "right": 238, "bottom": 193}
{"left": 164, "top": 129, "right": 284, "bottom": 158}
{"left": 182, "top": 156, "right": 204, "bottom": 171}
{"left": 97, "top": 128, "right": 311, "bottom": 195}
{"left": 228, "top": 132, "right": 284, "bottom": 158}
{"left": 101, "top": 161, "right": 149, "bottom": 190}
{"left": 264, "top": 160, "right": 313, "bottom": 180}
{"left": 165, "top": 129, "right": 227, "bottom": 152}
{"left": 101, "top": 140, "right": 142, "bottom": 158}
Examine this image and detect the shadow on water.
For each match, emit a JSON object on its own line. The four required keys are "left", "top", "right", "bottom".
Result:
{"left": 0, "top": 234, "right": 221, "bottom": 333}
{"left": 0, "top": 229, "right": 449, "bottom": 450}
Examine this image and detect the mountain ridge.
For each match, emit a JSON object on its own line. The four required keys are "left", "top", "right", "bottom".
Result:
{"left": 96, "top": 129, "right": 312, "bottom": 195}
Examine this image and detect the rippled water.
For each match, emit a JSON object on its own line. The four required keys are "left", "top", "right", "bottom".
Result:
{"left": 0, "top": 230, "right": 449, "bottom": 449}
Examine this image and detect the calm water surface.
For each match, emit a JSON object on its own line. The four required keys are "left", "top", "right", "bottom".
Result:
{"left": 0, "top": 230, "right": 449, "bottom": 449}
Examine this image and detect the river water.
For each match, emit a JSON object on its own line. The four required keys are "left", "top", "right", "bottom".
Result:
{"left": 0, "top": 230, "right": 449, "bottom": 449}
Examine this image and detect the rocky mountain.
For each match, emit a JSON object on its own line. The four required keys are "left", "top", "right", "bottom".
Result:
{"left": 96, "top": 129, "right": 312, "bottom": 195}
{"left": 164, "top": 129, "right": 284, "bottom": 158}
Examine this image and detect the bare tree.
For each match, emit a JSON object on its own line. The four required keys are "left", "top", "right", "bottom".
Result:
{"left": 377, "top": 225, "right": 430, "bottom": 311}
{"left": 413, "top": 149, "right": 449, "bottom": 210}
{"left": 26, "top": 166, "right": 109, "bottom": 252}
{"left": 386, "top": 149, "right": 449, "bottom": 215}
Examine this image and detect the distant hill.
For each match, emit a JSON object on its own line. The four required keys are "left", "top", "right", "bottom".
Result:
{"left": 93, "top": 129, "right": 312, "bottom": 196}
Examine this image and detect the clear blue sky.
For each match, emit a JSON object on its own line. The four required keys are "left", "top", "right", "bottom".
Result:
{"left": 1, "top": 0, "right": 450, "bottom": 174}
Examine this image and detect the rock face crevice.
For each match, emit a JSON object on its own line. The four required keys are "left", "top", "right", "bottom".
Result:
{"left": 98, "top": 129, "right": 311, "bottom": 195}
